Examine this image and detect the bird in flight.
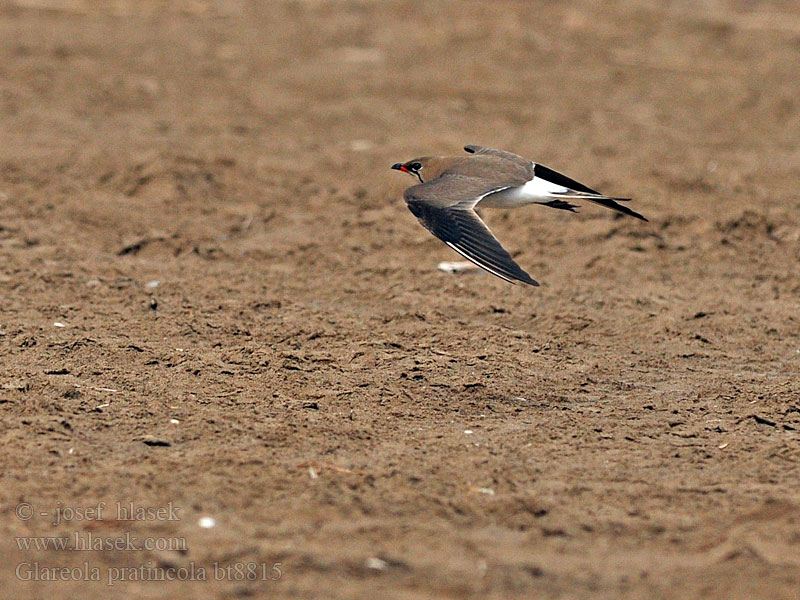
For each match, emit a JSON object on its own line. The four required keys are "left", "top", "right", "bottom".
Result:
{"left": 392, "top": 145, "right": 647, "bottom": 286}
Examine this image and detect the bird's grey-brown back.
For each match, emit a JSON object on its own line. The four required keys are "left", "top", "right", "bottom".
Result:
{"left": 440, "top": 155, "right": 531, "bottom": 188}
{"left": 397, "top": 150, "right": 532, "bottom": 188}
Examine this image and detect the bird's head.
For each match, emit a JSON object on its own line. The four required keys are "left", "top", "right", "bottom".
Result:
{"left": 391, "top": 157, "right": 431, "bottom": 183}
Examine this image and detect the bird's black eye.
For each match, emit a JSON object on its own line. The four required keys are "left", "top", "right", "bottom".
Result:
{"left": 410, "top": 162, "right": 422, "bottom": 171}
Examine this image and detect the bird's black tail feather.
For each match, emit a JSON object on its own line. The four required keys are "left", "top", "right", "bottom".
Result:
{"left": 585, "top": 196, "right": 648, "bottom": 221}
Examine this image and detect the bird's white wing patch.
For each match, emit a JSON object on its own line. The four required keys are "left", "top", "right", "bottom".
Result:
{"left": 520, "top": 176, "right": 570, "bottom": 198}
{"left": 480, "top": 177, "right": 569, "bottom": 208}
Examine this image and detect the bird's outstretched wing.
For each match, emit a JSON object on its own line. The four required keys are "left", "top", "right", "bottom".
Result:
{"left": 404, "top": 174, "right": 539, "bottom": 286}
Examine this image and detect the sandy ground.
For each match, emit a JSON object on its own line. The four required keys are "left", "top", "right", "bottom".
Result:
{"left": 2, "top": 1, "right": 800, "bottom": 598}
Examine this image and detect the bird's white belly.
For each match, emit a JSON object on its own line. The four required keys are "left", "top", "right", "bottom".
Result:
{"left": 479, "top": 177, "right": 569, "bottom": 208}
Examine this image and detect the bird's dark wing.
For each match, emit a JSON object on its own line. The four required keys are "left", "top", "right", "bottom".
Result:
{"left": 534, "top": 162, "right": 647, "bottom": 221}
{"left": 404, "top": 175, "right": 539, "bottom": 286}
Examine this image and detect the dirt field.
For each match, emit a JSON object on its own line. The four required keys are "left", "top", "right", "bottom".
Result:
{"left": 2, "top": 1, "right": 800, "bottom": 598}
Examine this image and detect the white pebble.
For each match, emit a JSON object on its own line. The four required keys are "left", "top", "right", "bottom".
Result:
{"left": 438, "top": 261, "right": 478, "bottom": 274}
{"left": 366, "top": 557, "right": 388, "bottom": 571}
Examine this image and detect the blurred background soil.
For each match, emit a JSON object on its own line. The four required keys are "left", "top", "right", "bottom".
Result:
{"left": 1, "top": 1, "right": 800, "bottom": 598}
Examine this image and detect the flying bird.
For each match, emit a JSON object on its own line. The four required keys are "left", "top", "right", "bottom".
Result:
{"left": 392, "top": 145, "right": 647, "bottom": 286}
